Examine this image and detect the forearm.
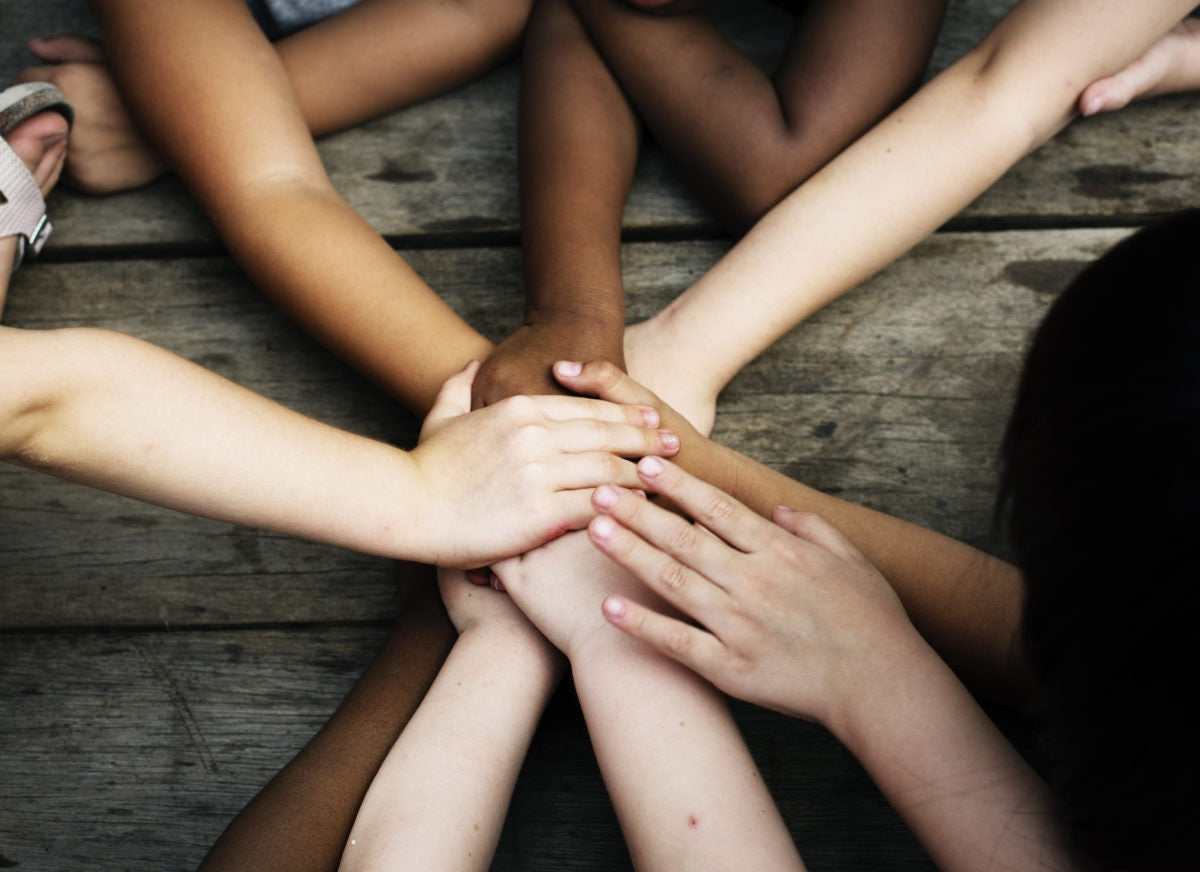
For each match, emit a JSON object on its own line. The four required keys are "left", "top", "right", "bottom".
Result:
{"left": 342, "top": 624, "right": 561, "bottom": 872}
{"left": 88, "top": 0, "right": 490, "bottom": 414}
{"left": 572, "top": 634, "right": 803, "bottom": 871}
{"left": 519, "top": 0, "right": 637, "bottom": 351}
{"left": 832, "top": 636, "right": 1071, "bottom": 871}
{"left": 656, "top": 0, "right": 1196, "bottom": 395}
{"left": 0, "top": 326, "right": 433, "bottom": 560}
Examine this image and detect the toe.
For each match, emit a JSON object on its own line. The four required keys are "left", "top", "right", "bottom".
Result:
{"left": 4, "top": 112, "right": 70, "bottom": 196}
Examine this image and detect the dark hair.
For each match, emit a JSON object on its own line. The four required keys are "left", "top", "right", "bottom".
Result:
{"left": 997, "top": 210, "right": 1200, "bottom": 870}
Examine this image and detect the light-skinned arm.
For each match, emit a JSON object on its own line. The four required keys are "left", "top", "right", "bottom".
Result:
{"left": 339, "top": 569, "right": 562, "bottom": 872}
{"left": 627, "top": 0, "right": 1199, "bottom": 421}
{"left": 0, "top": 327, "right": 678, "bottom": 568}
{"left": 587, "top": 460, "right": 1073, "bottom": 872}
{"left": 494, "top": 531, "right": 805, "bottom": 871}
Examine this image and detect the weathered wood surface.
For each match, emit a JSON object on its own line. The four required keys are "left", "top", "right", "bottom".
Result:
{"left": 0, "top": 0, "right": 1186, "bottom": 868}
{"left": 0, "top": 628, "right": 939, "bottom": 871}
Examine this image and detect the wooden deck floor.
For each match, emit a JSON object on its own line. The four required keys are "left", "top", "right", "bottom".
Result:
{"left": 3, "top": 1, "right": 1199, "bottom": 869}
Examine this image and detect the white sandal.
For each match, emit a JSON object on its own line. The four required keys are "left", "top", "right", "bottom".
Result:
{"left": 1, "top": 83, "right": 74, "bottom": 272}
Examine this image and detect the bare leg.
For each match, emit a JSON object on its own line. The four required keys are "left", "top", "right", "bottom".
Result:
{"left": 570, "top": 0, "right": 947, "bottom": 234}
{"left": 1080, "top": 16, "right": 1200, "bottom": 115}
{"left": 20, "top": 0, "right": 530, "bottom": 194}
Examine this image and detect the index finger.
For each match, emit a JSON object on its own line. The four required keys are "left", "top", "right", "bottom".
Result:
{"left": 609, "top": 457, "right": 775, "bottom": 556}
{"left": 499, "top": 393, "right": 662, "bottom": 429}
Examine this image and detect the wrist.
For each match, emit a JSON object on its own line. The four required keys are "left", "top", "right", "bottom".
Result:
{"left": 824, "top": 629, "right": 952, "bottom": 753}
{"left": 457, "top": 621, "right": 565, "bottom": 690}
{"left": 525, "top": 304, "right": 626, "bottom": 349}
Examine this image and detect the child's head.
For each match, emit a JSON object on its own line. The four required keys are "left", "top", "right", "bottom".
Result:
{"left": 998, "top": 210, "right": 1200, "bottom": 870}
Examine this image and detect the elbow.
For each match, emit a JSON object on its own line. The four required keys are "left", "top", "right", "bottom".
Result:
{"left": 951, "top": 35, "right": 1087, "bottom": 159}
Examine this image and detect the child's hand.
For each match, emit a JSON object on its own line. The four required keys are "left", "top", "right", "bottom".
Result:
{"left": 438, "top": 567, "right": 553, "bottom": 656}
{"left": 587, "top": 457, "right": 923, "bottom": 729}
{"left": 552, "top": 359, "right": 705, "bottom": 453}
{"left": 471, "top": 322, "right": 625, "bottom": 409}
{"left": 413, "top": 361, "right": 678, "bottom": 569}
{"left": 493, "top": 529, "right": 667, "bottom": 660}
{"left": 15, "top": 35, "right": 167, "bottom": 193}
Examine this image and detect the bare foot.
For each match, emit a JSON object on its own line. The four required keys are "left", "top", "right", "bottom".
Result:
{"left": 1080, "top": 18, "right": 1200, "bottom": 116}
{"left": 1, "top": 108, "right": 70, "bottom": 309}
{"left": 15, "top": 34, "right": 167, "bottom": 193}
{"left": 623, "top": 317, "right": 719, "bottom": 436}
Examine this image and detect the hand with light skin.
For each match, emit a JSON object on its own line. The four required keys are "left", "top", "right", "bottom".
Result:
{"left": 340, "top": 568, "right": 562, "bottom": 872}
{"left": 586, "top": 458, "right": 1073, "bottom": 872}
{"left": 554, "top": 360, "right": 1033, "bottom": 702}
{"left": 587, "top": 459, "right": 916, "bottom": 726}
{"left": 409, "top": 360, "right": 680, "bottom": 567}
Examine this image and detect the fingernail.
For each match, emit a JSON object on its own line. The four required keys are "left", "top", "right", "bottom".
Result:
{"left": 638, "top": 456, "right": 664, "bottom": 478}
{"left": 593, "top": 485, "right": 619, "bottom": 510}
{"left": 602, "top": 596, "right": 627, "bottom": 621}
{"left": 556, "top": 361, "right": 582, "bottom": 376}
{"left": 642, "top": 407, "right": 661, "bottom": 428}
{"left": 591, "top": 515, "right": 617, "bottom": 541}
{"left": 661, "top": 431, "right": 679, "bottom": 452}
{"left": 1082, "top": 96, "right": 1102, "bottom": 117}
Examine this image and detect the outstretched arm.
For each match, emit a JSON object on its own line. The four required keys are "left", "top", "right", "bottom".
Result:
{"left": 570, "top": 0, "right": 947, "bottom": 233}
{"left": 471, "top": 0, "right": 637, "bottom": 406}
{"left": 495, "top": 532, "right": 804, "bottom": 871}
{"left": 0, "top": 327, "right": 678, "bottom": 568}
{"left": 630, "top": 0, "right": 1198, "bottom": 414}
{"left": 588, "top": 461, "right": 1072, "bottom": 872}
{"left": 87, "top": 0, "right": 491, "bottom": 414}
{"left": 340, "top": 570, "right": 562, "bottom": 872}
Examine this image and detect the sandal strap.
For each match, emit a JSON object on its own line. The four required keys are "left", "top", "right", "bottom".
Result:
{"left": 0, "top": 83, "right": 70, "bottom": 272}
{"left": 0, "top": 133, "right": 51, "bottom": 271}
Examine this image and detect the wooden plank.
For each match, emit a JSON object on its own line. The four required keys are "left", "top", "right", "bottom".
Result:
{"left": 9, "top": 0, "right": 1195, "bottom": 254}
{"left": 0, "top": 627, "right": 933, "bottom": 871}
{"left": 0, "top": 228, "right": 1126, "bottom": 628}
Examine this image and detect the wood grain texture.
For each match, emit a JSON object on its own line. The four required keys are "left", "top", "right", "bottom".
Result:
{"left": 0, "top": 628, "right": 933, "bottom": 872}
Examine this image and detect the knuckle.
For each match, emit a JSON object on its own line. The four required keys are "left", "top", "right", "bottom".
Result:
{"left": 665, "top": 520, "right": 699, "bottom": 554}
{"left": 663, "top": 626, "right": 693, "bottom": 656}
{"left": 657, "top": 559, "right": 689, "bottom": 593}
{"left": 702, "top": 492, "right": 737, "bottom": 523}
{"left": 502, "top": 393, "right": 538, "bottom": 419}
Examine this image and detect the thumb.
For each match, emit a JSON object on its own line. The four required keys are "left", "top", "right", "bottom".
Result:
{"left": 554, "top": 360, "right": 659, "bottom": 406}
{"left": 419, "top": 360, "right": 478, "bottom": 442}
{"left": 28, "top": 34, "right": 107, "bottom": 64}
